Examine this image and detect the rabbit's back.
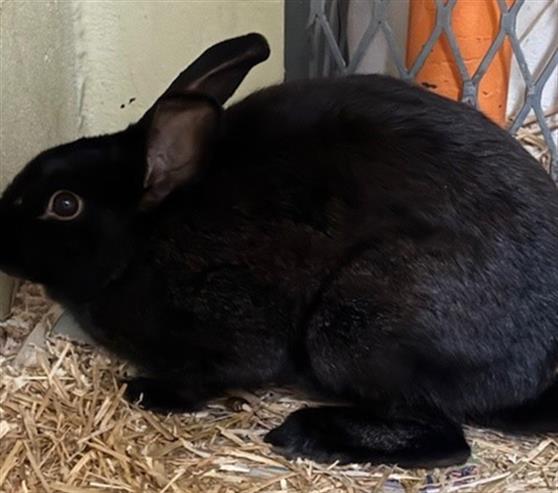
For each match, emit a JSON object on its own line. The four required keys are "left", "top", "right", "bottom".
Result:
{"left": 202, "top": 74, "right": 558, "bottom": 415}
{"left": 217, "top": 74, "right": 558, "bottom": 278}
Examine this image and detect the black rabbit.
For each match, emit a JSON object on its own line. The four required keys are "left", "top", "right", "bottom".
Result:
{"left": 1, "top": 33, "right": 558, "bottom": 468}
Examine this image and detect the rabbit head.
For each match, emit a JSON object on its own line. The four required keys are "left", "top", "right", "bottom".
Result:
{"left": 0, "top": 33, "right": 270, "bottom": 300}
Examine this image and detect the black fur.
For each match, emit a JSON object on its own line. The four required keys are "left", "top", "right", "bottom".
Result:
{"left": 1, "top": 33, "right": 558, "bottom": 468}
{"left": 264, "top": 406, "right": 471, "bottom": 468}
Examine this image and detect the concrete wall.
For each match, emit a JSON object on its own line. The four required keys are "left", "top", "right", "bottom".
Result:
{"left": 0, "top": 0, "right": 80, "bottom": 199}
{"left": 0, "top": 0, "right": 285, "bottom": 318}
{"left": 74, "top": 1, "right": 285, "bottom": 136}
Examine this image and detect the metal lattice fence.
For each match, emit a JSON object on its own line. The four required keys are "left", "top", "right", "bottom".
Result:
{"left": 306, "top": 0, "right": 558, "bottom": 182}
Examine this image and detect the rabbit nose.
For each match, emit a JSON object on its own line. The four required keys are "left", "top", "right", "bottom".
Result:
{"left": 0, "top": 205, "right": 5, "bottom": 246}
{"left": 0, "top": 201, "right": 6, "bottom": 229}
{"left": 0, "top": 203, "right": 12, "bottom": 265}
{"left": 0, "top": 200, "right": 9, "bottom": 222}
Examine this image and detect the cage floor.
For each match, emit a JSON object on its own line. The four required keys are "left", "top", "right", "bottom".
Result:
{"left": 1, "top": 124, "right": 557, "bottom": 493}
{"left": 2, "top": 288, "right": 558, "bottom": 493}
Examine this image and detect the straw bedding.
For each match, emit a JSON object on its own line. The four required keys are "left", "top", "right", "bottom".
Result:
{"left": 1, "top": 119, "right": 557, "bottom": 493}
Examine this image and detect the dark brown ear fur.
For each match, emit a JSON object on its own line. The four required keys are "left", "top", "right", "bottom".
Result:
{"left": 141, "top": 33, "right": 270, "bottom": 206}
{"left": 158, "top": 32, "right": 270, "bottom": 105}
{"left": 142, "top": 95, "right": 219, "bottom": 207}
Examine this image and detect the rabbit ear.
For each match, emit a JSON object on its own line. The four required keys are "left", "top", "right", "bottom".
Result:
{"left": 140, "top": 33, "right": 269, "bottom": 207}
{"left": 141, "top": 95, "right": 219, "bottom": 208}
{"left": 152, "top": 33, "right": 270, "bottom": 110}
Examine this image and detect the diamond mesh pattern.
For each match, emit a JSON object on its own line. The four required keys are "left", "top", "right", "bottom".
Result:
{"left": 308, "top": 0, "right": 558, "bottom": 181}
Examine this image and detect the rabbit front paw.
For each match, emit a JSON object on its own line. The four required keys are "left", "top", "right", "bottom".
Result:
{"left": 123, "top": 377, "right": 206, "bottom": 414}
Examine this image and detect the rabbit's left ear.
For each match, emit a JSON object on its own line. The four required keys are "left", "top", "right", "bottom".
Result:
{"left": 141, "top": 33, "right": 270, "bottom": 207}
{"left": 156, "top": 32, "right": 270, "bottom": 106}
{"left": 142, "top": 95, "right": 218, "bottom": 208}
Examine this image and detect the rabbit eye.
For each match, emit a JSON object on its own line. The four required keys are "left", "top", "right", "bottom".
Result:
{"left": 43, "top": 191, "right": 83, "bottom": 221}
